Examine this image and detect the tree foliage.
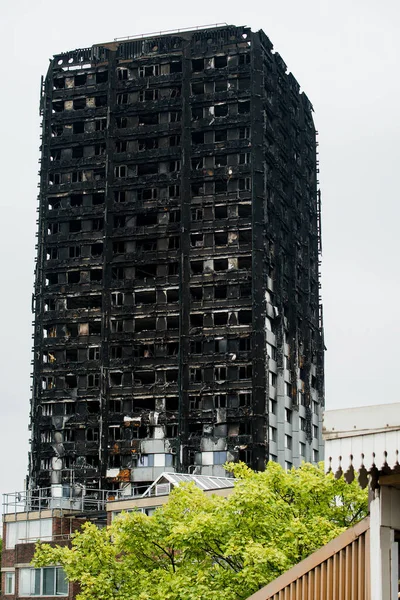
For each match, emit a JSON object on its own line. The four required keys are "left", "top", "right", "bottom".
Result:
{"left": 33, "top": 462, "right": 368, "bottom": 600}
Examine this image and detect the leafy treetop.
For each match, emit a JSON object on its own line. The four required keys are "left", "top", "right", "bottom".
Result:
{"left": 33, "top": 462, "right": 368, "bottom": 600}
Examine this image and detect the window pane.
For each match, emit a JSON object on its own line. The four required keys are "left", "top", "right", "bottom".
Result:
{"left": 43, "top": 567, "right": 55, "bottom": 596}
{"left": 17, "top": 520, "right": 28, "bottom": 544}
{"left": 34, "top": 569, "right": 41, "bottom": 596}
{"left": 5, "top": 572, "right": 15, "bottom": 594}
{"left": 28, "top": 520, "right": 40, "bottom": 541}
{"left": 56, "top": 568, "right": 68, "bottom": 595}
{"left": 40, "top": 518, "right": 53, "bottom": 541}
{"left": 6, "top": 522, "right": 17, "bottom": 549}
{"left": 19, "top": 569, "right": 31, "bottom": 596}
{"left": 214, "top": 451, "right": 227, "bottom": 465}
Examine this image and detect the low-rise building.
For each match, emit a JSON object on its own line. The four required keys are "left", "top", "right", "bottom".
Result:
{"left": 1, "top": 473, "right": 235, "bottom": 599}
{"left": 2, "top": 486, "right": 108, "bottom": 599}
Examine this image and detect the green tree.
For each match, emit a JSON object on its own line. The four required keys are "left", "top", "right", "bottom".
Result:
{"left": 33, "top": 462, "right": 368, "bottom": 600}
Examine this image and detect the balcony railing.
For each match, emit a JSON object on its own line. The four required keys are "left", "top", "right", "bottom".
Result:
{"left": 3, "top": 486, "right": 110, "bottom": 515}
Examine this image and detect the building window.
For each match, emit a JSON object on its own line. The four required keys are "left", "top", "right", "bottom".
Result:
{"left": 239, "top": 126, "right": 250, "bottom": 139}
{"left": 115, "top": 165, "right": 127, "bottom": 178}
{"left": 19, "top": 567, "right": 68, "bottom": 597}
{"left": 239, "top": 393, "right": 251, "bottom": 406}
{"left": 117, "top": 93, "right": 128, "bottom": 105}
{"left": 313, "top": 425, "right": 319, "bottom": 439}
{"left": 139, "top": 64, "right": 160, "bottom": 77}
{"left": 269, "top": 372, "right": 277, "bottom": 387}
{"left": 87, "top": 373, "right": 100, "bottom": 388}
{"left": 214, "top": 366, "right": 227, "bottom": 381}
{"left": 239, "top": 365, "right": 252, "bottom": 380}
{"left": 137, "top": 454, "right": 154, "bottom": 467}
{"left": 313, "top": 449, "right": 319, "bottom": 462}
{"left": 4, "top": 572, "right": 15, "bottom": 595}
{"left": 88, "top": 346, "right": 100, "bottom": 360}
{"left": 285, "top": 434, "right": 292, "bottom": 450}
{"left": 299, "top": 416, "right": 306, "bottom": 431}
{"left": 214, "top": 451, "right": 227, "bottom": 465}
{"left": 117, "top": 67, "right": 129, "bottom": 80}
{"left": 189, "top": 367, "right": 202, "bottom": 382}
{"left": 285, "top": 408, "right": 292, "bottom": 423}
{"left": 299, "top": 442, "right": 306, "bottom": 457}
{"left": 6, "top": 519, "right": 53, "bottom": 549}
{"left": 214, "top": 394, "right": 226, "bottom": 408}
{"left": 40, "top": 458, "right": 52, "bottom": 470}
{"left": 269, "top": 426, "right": 277, "bottom": 442}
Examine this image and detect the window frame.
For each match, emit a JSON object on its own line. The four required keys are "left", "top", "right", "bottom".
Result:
{"left": 6, "top": 518, "right": 53, "bottom": 549}
{"left": 18, "top": 567, "right": 68, "bottom": 597}
{"left": 4, "top": 572, "right": 15, "bottom": 595}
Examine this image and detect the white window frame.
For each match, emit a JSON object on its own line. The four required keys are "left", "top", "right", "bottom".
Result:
{"left": 6, "top": 519, "right": 52, "bottom": 549}
{"left": 4, "top": 572, "right": 15, "bottom": 595}
{"left": 19, "top": 567, "right": 68, "bottom": 597}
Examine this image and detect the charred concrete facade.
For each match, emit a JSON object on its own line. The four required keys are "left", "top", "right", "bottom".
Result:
{"left": 29, "top": 25, "right": 324, "bottom": 492}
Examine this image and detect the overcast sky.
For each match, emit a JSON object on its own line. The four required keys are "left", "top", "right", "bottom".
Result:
{"left": 0, "top": 0, "right": 399, "bottom": 505}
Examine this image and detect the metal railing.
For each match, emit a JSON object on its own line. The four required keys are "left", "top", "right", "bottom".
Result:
{"left": 17, "top": 533, "right": 72, "bottom": 544}
{"left": 3, "top": 486, "right": 110, "bottom": 516}
{"left": 114, "top": 23, "right": 228, "bottom": 42}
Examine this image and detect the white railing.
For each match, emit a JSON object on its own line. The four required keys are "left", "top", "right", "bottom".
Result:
{"left": 3, "top": 486, "right": 110, "bottom": 515}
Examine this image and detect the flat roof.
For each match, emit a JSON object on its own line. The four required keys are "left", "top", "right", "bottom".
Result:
{"left": 323, "top": 402, "right": 400, "bottom": 440}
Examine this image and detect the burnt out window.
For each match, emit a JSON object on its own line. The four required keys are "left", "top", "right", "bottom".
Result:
{"left": 117, "top": 93, "right": 129, "bottom": 105}
{"left": 136, "top": 212, "right": 157, "bottom": 226}
{"left": 53, "top": 77, "right": 64, "bottom": 89}
{"left": 170, "top": 60, "right": 182, "bottom": 73}
{"left": 191, "top": 107, "right": 203, "bottom": 121}
{"left": 192, "top": 58, "right": 204, "bottom": 71}
{"left": 215, "top": 129, "right": 227, "bottom": 142}
{"left": 214, "top": 103, "right": 228, "bottom": 117}
{"left": 95, "top": 118, "right": 107, "bottom": 131}
{"left": 139, "top": 64, "right": 160, "bottom": 77}
{"left": 139, "top": 113, "right": 159, "bottom": 126}
{"left": 214, "top": 55, "right": 227, "bottom": 69}
{"left": 115, "top": 141, "right": 127, "bottom": 153}
{"left": 192, "top": 82, "right": 204, "bottom": 95}
{"left": 74, "top": 73, "right": 87, "bottom": 86}
{"left": 73, "top": 122, "right": 84, "bottom": 134}
{"left": 238, "top": 204, "right": 252, "bottom": 218}
{"left": 96, "top": 71, "right": 108, "bottom": 83}
{"left": 169, "top": 209, "right": 180, "bottom": 223}
{"left": 170, "top": 111, "right": 181, "bottom": 122}
{"left": 238, "top": 100, "right": 250, "bottom": 114}
{"left": 52, "top": 100, "right": 64, "bottom": 113}
{"left": 192, "top": 132, "right": 204, "bottom": 145}
{"left": 73, "top": 97, "right": 86, "bottom": 110}
{"left": 117, "top": 68, "right": 129, "bottom": 81}
{"left": 139, "top": 89, "right": 159, "bottom": 102}
{"left": 214, "top": 205, "right": 228, "bottom": 219}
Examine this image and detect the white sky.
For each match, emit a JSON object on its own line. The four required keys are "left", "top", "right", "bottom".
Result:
{"left": 0, "top": 0, "right": 399, "bottom": 506}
